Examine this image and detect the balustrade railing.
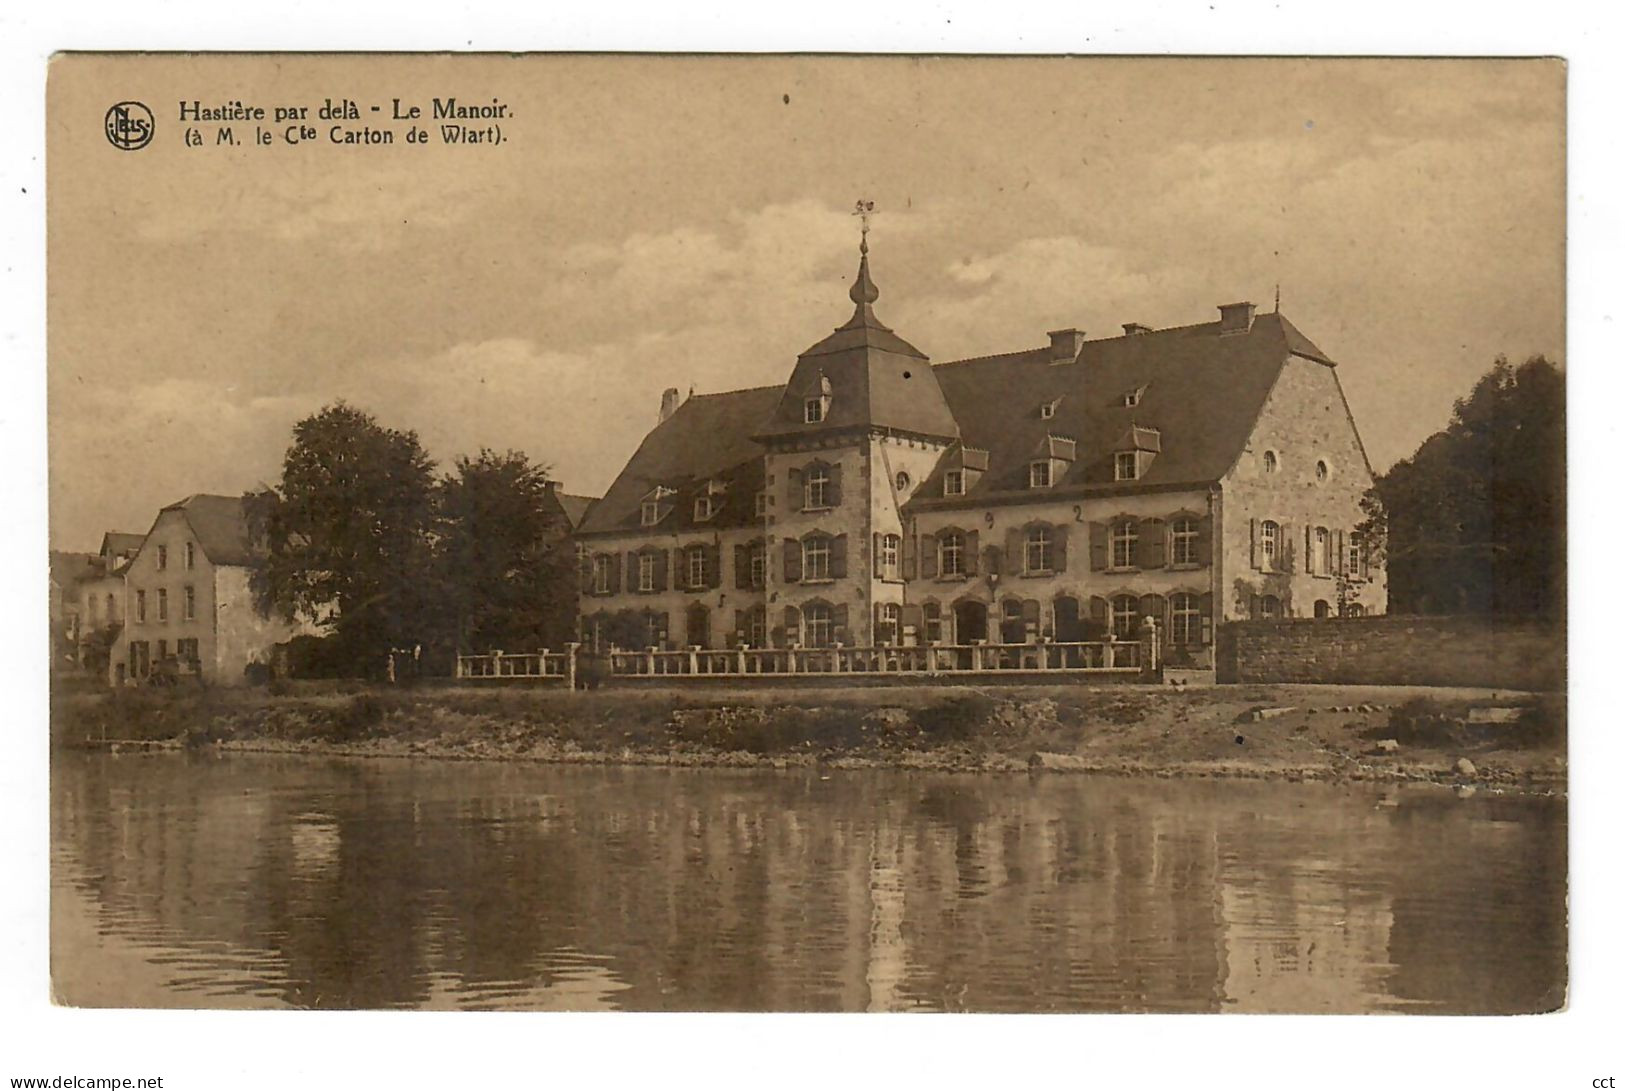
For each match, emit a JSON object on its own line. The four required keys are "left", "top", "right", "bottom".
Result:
{"left": 454, "top": 632, "right": 1157, "bottom": 685}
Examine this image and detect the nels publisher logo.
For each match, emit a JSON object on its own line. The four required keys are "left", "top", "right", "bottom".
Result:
{"left": 104, "top": 101, "right": 154, "bottom": 151}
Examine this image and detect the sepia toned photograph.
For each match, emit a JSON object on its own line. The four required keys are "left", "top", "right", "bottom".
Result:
{"left": 45, "top": 53, "right": 1566, "bottom": 1016}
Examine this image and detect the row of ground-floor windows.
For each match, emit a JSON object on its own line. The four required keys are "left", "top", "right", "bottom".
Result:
{"left": 1251, "top": 595, "right": 1367, "bottom": 620}
{"left": 582, "top": 592, "right": 1214, "bottom": 652}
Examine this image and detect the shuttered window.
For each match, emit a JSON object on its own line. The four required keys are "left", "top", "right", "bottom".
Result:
{"left": 940, "top": 531, "right": 965, "bottom": 576}
{"left": 1111, "top": 520, "right": 1138, "bottom": 569}
{"left": 1170, "top": 592, "right": 1201, "bottom": 645}
{"left": 803, "top": 535, "right": 831, "bottom": 580}
{"left": 1024, "top": 525, "right": 1052, "bottom": 573}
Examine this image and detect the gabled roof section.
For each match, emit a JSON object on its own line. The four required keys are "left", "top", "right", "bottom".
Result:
{"left": 577, "top": 385, "right": 783, "bottom": 536}
{"left": 157, "top": 494, "right": 258, "bottom": 566}
{"left": 755, "top": 245, "right": 959, "bottom": 443}
{"left": 556, "top": 493, "right": 597, "bottom": 529}
{"left": 99, "top": 532, "right": 145, "bottom": 562}
{"left": 908, "top": 311, "right": 1316, "bottom": 509}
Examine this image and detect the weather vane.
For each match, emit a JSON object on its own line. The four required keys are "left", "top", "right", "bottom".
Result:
{"left": 853, "top": 198, "right": 876, "bottom": 252}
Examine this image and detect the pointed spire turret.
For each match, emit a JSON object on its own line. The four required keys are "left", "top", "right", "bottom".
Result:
{"left": 840, "top": 208, "right": 889, "bottom": 332}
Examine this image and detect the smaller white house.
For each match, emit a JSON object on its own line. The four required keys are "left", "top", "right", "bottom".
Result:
{"left": 113, "top": 494, "right": 311, "bottom": 686}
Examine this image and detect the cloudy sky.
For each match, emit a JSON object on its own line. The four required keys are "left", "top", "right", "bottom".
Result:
{"left": 48, "top": 55, "right": 1563, "bottom": 550}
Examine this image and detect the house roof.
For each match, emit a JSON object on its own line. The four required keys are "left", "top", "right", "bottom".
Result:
{"left": 100, "top": 532, "right": 145, "bottom": 561}
{"left": 557, "top": 493, "right": 597, "bottom": 529}
{"left": 906, "top": 311, "right": 1333, "bottom": 510}
{"left": 157, "top": 493, "right": 257, "bottom": 566}
{"left": 754, "top": 249, "right": 960, "bottom": 443}
{"left": 577, "top": 385, "right": 784, "bottom": 536}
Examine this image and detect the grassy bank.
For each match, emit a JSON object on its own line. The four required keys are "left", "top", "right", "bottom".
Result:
{"left": 50, "top": 680, "right": 1566, "bottom": 792}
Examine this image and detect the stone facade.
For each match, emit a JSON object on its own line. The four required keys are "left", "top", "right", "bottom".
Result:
{"left": 576, "top": 242, "right": 1386, "bottom": 670}
{"left": 1215, "top": 615, "right": 1561, "bottom": 691}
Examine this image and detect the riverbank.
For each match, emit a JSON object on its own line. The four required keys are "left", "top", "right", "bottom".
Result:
{"left": 50, "top": 681, "right": 1566, "bottom": 793}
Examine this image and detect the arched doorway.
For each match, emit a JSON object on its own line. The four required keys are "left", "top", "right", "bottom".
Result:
{"left": 953, "top": 600, "right": 988, "bottom": 644}
{"left": 685, "top": 603, "right": 711, "bottom": 648}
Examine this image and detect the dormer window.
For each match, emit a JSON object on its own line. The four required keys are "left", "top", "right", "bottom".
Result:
{"left": 944, "top": 469, "right": 965, "bottom": 497}
{"left": 640, "top": 486, "right": 676, "bottom": 527}
{"left": 1040, "top": 397, "right": 1061, "bottom": 420}
{"left": 1029, "top": 461, "right": 1052, "bottom": 488}
{"left": 694, "top": 494, "right": 716, "bottom": 521}
{"left": 804, "top": 373, "right": 833, "bottom": 424}
{"left": 1122, "top": 386, "right": 1146, "bottom": 408}
{"left": 1115, "top": 452, "right": 1140, "bottom": 481}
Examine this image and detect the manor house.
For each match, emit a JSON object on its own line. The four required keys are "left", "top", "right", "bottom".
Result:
{"left": 574, "top": 239, "right": 1385, "bottom": 669}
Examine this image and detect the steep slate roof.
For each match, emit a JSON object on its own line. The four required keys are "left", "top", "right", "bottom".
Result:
{"left": 157, "top": 494, "right": 258, "bottom": 566}
{"left": 557, "top": 493, "right": 598, "bottom": 529}
{"left": 577, "top": 386, "right": 784, "bottom": 536}
{"left": 100, "top": 532, "right": 145, "bottom": 561}
{"left": 908, "top": 312, "right": 1334, "bottom": 510}
{"left": 754, "top": 249, "right": 959, "bottom": 443}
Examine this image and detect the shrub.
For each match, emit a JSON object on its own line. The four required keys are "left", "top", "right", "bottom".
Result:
{"left": 918, "top": 694, "right": 996, "bottom": 742}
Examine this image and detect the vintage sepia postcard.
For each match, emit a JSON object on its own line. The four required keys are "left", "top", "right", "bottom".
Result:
{"left": 46, "top": 53, "right": 1566, "bottom": 1018}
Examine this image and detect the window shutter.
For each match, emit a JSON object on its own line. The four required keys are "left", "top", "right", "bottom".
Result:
{"left": 647, "top": 550, "right": 663, "bottom": 592}
{"left": 734, "top": 609, "right": 746, "bottom": 646}
{"left": 1200, "top": 592, "right": 1213, "bottom": 644}
{"left": 784, "top": 605, "right": 800, "bottom": 645}
{"left": 920, "top": 533, "right": 938, "bottom": 579}
{"left": 1305, "top": 525, "right": 1314, "bottom": 574}
{"left": 608, "top": 552, "right": 622, "bottom": 594}
{"left": 1197, "top": 515, "right": 1213, "bottom": 567}
{"left": 900, "top": 603, "right": 923, "bottom": 633}
{"left": 965, "top": 530, "right": 980, "bottom": 575}
{"left": 1249, "top": 518, "right": 1259, "bottom": 570}
{"left": 1336, "top": 530, "right": 1346, "bottom": 574}
{"left": 1141, "top": 518, "right": 1166, "bottom": 569}
{"left": 834, "top": 603, "right": 850, "bottom": 643}
{"left": 902, "top": 532, "right": 917, "bottom": 580}
{"left": 1140, "top": 594, "right": 1166, "bottom": 634}
{"left": 1053, "top": 525, "right": 1069, "bottom": 572}
{"left": 706, "top": 543, "right": 722, "bottom": 589}
{"left": 1022, "top": 598, "right": 1040, "bottom": 629}
{"left": 783, "top": 539, "right": 802, "bottom": 582}
{"left": 873, "top": 532, "right": 882, "bottom": 572}
{"left": 1005, "top": 527, "right": 1024, "bottom": 572}
{"left": 1089, "top": 596, "right": 1109, "bottom": 623}
{"left": 734, "top": 544, "right": 748, "bottom": 589}
{"left": 829, "top": 463, "right": 842, "bottom": 507}
{"left": 831, "top": 534, "right": 848, "bottom": 579}
{"left": 788, "top": 466, "right": 804, "bottom": 511}
{"left": 1089, "top": 522, "right": 1108, "bottom": 571}
{"left": 985, "top": 544, "right": 1002, "bottom": 577}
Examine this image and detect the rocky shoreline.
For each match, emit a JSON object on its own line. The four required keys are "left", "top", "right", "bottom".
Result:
{"left": 52, "top": 681, "right": 1566, "bottom": 795}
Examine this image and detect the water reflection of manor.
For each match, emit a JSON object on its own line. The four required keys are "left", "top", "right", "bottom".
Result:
{"left": 53, "top": 755, "right": 1564, "bottom": 1013}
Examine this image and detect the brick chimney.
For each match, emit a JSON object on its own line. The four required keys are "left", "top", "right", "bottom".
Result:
{"left": 1122, "top": 322, "right": 1153, "bottom": 336}
{"left": 659, "top": 387, "right": 681, "bottom": 423}
{"left": 1047, "top": 328, "right": 1085, "bottom": 363}
{"left": 1218, "top": 302, "right": 1256, "bottom": 335}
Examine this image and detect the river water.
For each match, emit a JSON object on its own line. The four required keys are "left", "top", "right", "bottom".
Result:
{"left": 50, "top": 751, "right": 1566, "bottom": 1013}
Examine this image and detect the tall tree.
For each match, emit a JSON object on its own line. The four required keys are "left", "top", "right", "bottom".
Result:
{"left": 435, "top": 449, "right": 577, "bottom": 654}
{"left": 1361, "top": 355, "right": 1564, "bottom": 616}
{"left": 246, "top": 403, "right": 439, "bottom": 673}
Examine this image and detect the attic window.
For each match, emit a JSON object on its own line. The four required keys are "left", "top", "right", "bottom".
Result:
{"left": 1040, "top": 398, "right": 1060, "bottom": 420}
{"left": 640, "top": 486, "right": 676, "bottom": 527}
{"left": 694, "top": 494, "right": 716, "bottom": 521}
{"left": 1115, "top": 452, "right": 1140, "bottom": 481}
{"left": 804, "top": 397, "right": 826, "bottom": 424}
{"left": 944, "top": 469, "right": 965, "bottom": 497}
{"left": 1122, "top": 385, "right": 1146, "bottom": 408}
{"left": 1029, "top": 461, "right": 1052, "bottom": 488}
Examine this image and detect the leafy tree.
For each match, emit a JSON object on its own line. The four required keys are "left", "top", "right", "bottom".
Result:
{"left": 434, "top": 448, "right": 578, "bottom": 653}
{"left": 1360, "top": 355, "right": 1564, "bottom": 616}
{"left": 246, "top": 403, "right": 439, "bottom": 674}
